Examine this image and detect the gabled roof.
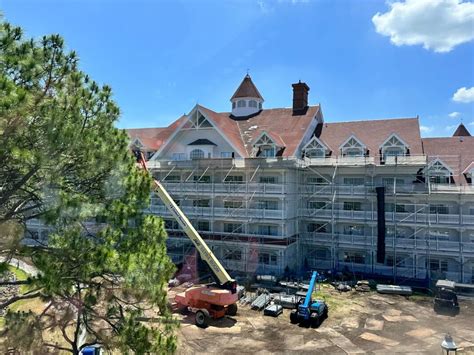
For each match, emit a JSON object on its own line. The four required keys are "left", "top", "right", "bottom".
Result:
{"left": 126, "top": 115, "right": 186, "bottom": 150}
{"left": 453, "top": 123, "right": 471, "bottom": 137}
{"left": 230, "top": 75, "right": 264, "bottom": 101}
{"left": 319, "top": 117, "right": 422, "bottom": 157}
{"left": 422, "top": 136, "right": 474, "bottom": 185}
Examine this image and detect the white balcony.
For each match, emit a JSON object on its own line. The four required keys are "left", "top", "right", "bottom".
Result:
{"left": 161, "top": 182, "right": 285, "bottom": 195}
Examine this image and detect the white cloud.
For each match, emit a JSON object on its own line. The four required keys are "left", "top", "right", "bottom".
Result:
{"left": 372, "top": 0, "right": 474, "bottom": 53}
{"left": 452, "top": 87, "right": 474, "bottom": 103}
{"left": 448, "top": 111, "right": 461, "bottom": 118}
{"left": 420, "top": 125, "right": 434, "bottom": 133}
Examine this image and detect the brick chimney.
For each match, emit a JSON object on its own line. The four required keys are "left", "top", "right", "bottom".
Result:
{"left": 292, "top": 81, "right": 310, "bottom": 113}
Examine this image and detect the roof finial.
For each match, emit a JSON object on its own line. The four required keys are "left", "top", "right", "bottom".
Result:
{"left": 246, "top": 68, "right": 250, "bottom": 77}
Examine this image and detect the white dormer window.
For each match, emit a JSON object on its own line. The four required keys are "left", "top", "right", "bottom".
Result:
{"left": 249, "top": 100, "right": 257, "bottom": 108}
{"left": 380, "top": 134, "right": 408, "bottom": 159}
{"left": 303, "top": 136, "right": 328, "bottom": 158}
{"left": 237, "top": 100, "right": 246, "bottom": 108}
{"left": 425, "top": 159, "right": 452, "bottom": 184}
{"left": 340, "top": 136, "right": 365, "bottom": 157}
{"left": 190, "top": 149, "right": 205, "bottom": 160}
{"left": 253, "top": 132, "right": 278, "bottom": 158}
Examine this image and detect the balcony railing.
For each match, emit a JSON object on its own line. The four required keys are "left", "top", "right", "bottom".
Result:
{"left": 161, "top": 182, "right": 285, "bottom": 195}
{"left": 300, "top": 232, "right": 474, "bottom": 253}
{"left": 150, "top": 205, "right": 286, "bottom": 220}
{"left": 300, "top": 208, "right": 474, "bottom": 226}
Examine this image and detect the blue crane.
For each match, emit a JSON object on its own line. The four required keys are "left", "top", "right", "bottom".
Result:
{"left": 290, "top": 271, "right": 328, "bottom": 327}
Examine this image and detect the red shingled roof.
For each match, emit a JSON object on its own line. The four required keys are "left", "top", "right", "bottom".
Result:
{"left": 319, "top": 117, "right": 423, "bottom": 157}
{"left": 422, "top": 136, "right": 474, "bottom": 184}
{"left": 126, "top": 115, "right": 186, "bottom": 150}
{"left": 230, "top": 75, "right": 264, "bottom": 100}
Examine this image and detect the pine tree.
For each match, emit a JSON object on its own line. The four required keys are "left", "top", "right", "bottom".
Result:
{"left": 0, "top": 21, "right": 177, "bottom": 353}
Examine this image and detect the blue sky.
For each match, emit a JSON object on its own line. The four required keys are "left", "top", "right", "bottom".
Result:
{"left": 2, "top": 0, "right": 473, "bottom": 136}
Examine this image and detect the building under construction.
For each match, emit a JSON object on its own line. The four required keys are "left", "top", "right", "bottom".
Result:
{"left": 112, "top": 76, "right": 472, "bottom": 284}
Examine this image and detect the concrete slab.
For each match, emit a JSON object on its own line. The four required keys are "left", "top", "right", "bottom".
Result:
{"left": 340, "top": 316, "right": 360, "bottom": 329}
{"left": 382, "top": 314, "right": 418, "bottom": 322}
{"left": 359, "top": 332, "right": 400, "bottom": 347}
{"left": 294, "top": 338, "right": 333, "bottom": 350}
{"left": 406, "top": 327, "right": 436, "bottom": 338}
{"left": 364, "top": 318, "right": 384, "bottom": 331}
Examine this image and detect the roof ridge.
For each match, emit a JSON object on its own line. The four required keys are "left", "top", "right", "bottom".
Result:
{"left": 326, "top": 117, "right": 418, "bottom": 124}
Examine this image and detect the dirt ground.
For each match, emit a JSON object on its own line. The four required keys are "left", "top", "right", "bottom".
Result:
{"left": 171, "top": 285, "right": 474, "bottom": 354}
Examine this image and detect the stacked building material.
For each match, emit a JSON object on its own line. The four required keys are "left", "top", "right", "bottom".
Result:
{"left": 251, "top": 292, "right": 272, "bottom": 310}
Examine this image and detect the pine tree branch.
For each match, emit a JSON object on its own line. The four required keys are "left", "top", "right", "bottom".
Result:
{"left": 0, "top": 291, "right": 42, "bottom": 309}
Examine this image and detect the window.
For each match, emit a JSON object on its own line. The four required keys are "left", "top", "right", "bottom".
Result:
{"left": 146, "top": 151, "right": 155, "bottom": 160}
{"left": 429, "top": 259, "right": 448, "bottom": 272}
{"left": 343, "top": 201, "right": 362, "bottom": 211}
{"left": 343, "top": 177, "right": 365, "bottom": 186}
{"left": 303, "top": 137, "right": 327, "bottom": 158}
{"left": 259, "top": 176, "right": 277, "bottom": 184}
{"left": 29, "top": 230, "right": 39, "bottom": 240}
{"left": 308, "top": 201, "right": 326, "bottom": 210}
{"left": 224, "top": 175, "right": 243, "bottom": 183}
{"left": 232, "top": 102, "right": 236, "bottom": 109}
{"left": 382, "top": 177, "right": 404, "bottom": 186}
{"left": 343, "top": 252, "right": 365, "bottom": 264}
{"left": 385, "top": 203, "right": 406, "bottom": 213}
{"left": 258, "top": 200, "right": 278, "bottom": 210}
{"left": 340, "top": 137, "right": 365, "bottom": 157}
{"left": 430, "top": 204, "right": 449, "bottom": 215}
{"left": 425, "top": 160, "right": 452, "bottom": 184}
{"left": 164, "top": 219, "right": 180, "bottom": 230}
{"left": 249, "top": 100, "right": 257, "bottom": 108}
{"left": 190, "top": 149, "right": 205, "bottom": 160}
{"left": 197, "top": 221, "right": 210, "bottom": 231}
{"left": 164, "top": 175, "right": 180, "bottom": 182}
{"left": 224, "top": 248, "right": 242, "bottom": 261}
{"left": 259, "top": 252, "right": 277, "bottom": 265}
{"left": 343, "top": 225, "right": 364, "bottom": 235}
{"left": 258, "top": 102, "right": 262, "bottom": 109}
{"left": 307, "top": 176, "right": 328, "bottom": 185}
{"left": 193, "top": 199, "right": 210, "bottom": 207}
{"left": 224, "top": 200, "right": 243, "bottom": 209}
{"left": 221, "top": 152, "right": 233, "bottom": 158}
{"left": 380, "top": 135, "right": 407, "bottom": 159}
{"left": 172, "top": 153, "right": 186, "bottom": 161}
{"left": 237, "top": 100, "right": 246, "bottom": 108}
{"left": 193, "top": 175, "right": 211, "bottom": 183}
{"left": 258, "top": 225, "right": 278, "bottom": 236}
{"left": 307, "top": 223, "right": 327, "bottom": 233}
{"left": 386, "top": 255, "right": 404, "bottom": 267}
{"left": 224, "top": 223, "right": 243, "bottom": 233}
{"left": 261, "top": 146, "right": 276, "bottom": 157}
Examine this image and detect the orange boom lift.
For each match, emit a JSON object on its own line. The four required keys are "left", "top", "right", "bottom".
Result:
{"left": 136, "top": 152, "right": 238, "bottom": 327}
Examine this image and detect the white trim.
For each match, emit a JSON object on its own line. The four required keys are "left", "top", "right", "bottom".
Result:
{"left": 131, "top": 137, "right": 144, "bottom": 148}
{"left": 302, "top": 135, "right": 328, "bottom": 152}
{"left": 339, "top": 134, "right": 366, "bottom": 150}
{"left": 294, "top": 106, "right": 323, "bottom": 157}
{"left": 151, "top": 105, "right": 246, "bottom": 160}
{"left": 379, "top": 133, "right": 410, "bottom": 149}
{"left": 425, "top": 158, "right": 453, "bottom": 174}
{"left": 252, "top": 130, "right": 279, "bottom": 147}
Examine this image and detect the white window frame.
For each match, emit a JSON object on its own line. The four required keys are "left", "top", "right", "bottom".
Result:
{"left": 339, "top": 135, "right": 366, "bottom": 157}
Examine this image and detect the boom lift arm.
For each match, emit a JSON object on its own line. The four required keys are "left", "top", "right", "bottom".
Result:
{"left": 135, "top": 152, "right": 236, "bottom": 292}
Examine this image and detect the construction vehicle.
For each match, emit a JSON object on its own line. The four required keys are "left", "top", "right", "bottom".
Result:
{"left": 135, "top": 152, "right": 238, "bottom": 328}
{"left": 290, "top": 271, "right": 328, "bottom": 327}
{"left": 434, "top": 280, "right": 460, "bottom": 314}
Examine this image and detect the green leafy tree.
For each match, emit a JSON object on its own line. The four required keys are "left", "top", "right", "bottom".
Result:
{"left": 0, "top": 21, "right": 177, "bottom": 353}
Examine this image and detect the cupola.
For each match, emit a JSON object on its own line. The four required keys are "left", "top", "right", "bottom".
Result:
{"left": 230, "top": 74, "right": 264, "bottom": 117}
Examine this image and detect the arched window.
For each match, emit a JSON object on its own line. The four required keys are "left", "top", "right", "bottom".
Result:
{"left": 237, "top": 100, "right": 246, "bottom": 108}
{"left": 340, "top": 136, "right": 365, "bottom": 157}
{"left": 190, "top": 149, "right": 205, "bottom": 160}
{"left": 380, "top": 135, "right": 407, "bottom": 160}
{"left": 249, "top": 100, "right": 257, "bottom": 108}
